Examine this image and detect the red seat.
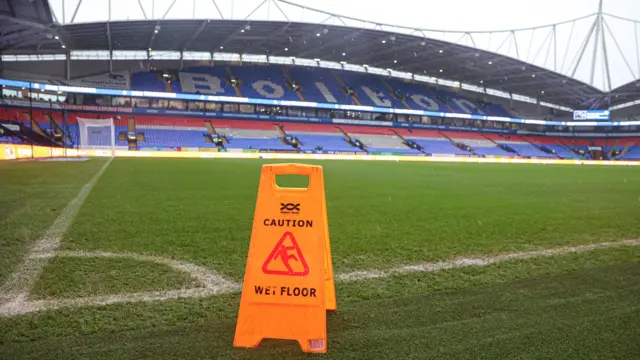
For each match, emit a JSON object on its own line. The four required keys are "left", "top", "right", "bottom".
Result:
{"left": 279, "top": 123, "right": 339, "bottom": 133}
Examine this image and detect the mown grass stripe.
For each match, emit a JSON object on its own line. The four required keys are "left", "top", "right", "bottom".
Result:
{"left": 0, "top": 158, "right": 112, "bottom": 310}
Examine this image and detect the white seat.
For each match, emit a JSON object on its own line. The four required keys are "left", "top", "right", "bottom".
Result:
{"left": 353, "top": 134, "right": 407, "bottom": 149}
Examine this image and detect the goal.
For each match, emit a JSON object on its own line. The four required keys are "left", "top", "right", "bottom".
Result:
{"left": 76, "top": 117, "right": 115, "bottom": 156}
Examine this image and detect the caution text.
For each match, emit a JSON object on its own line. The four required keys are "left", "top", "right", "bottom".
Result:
{"left": 263, "top": 219, "right": 313, "bottom": 228}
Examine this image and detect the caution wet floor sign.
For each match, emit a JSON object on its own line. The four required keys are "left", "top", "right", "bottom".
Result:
{"left": 234, "top": 163, "right": 336, "bottom": 353}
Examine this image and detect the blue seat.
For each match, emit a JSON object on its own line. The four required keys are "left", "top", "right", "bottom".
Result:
{"left": 227, "top": 138, "right": 293, "bottom": 150}
{"left": 367, "top": 147, "right": 422, "bottom": 155}
{"left": 544, "top": 144, "right": 576, "bottom": 159}
{"left": 622, "top": 148, "right": 640, "bottom": 159}
{"left": 408, "top": 139, "right": 470, "bottom": 155}
{"left": 293, "top": 133, "right": 361, "bottom": 152}
{"left": 230, "top": 66, "right": 299, "bottom": 101}
{"left": 473, "top": 147, "right": 511, "bottom": 156}
{"left": 287, "top": 67, "right": 355, "bottom": 105}
{"left": 129, "top": 65, "right": 516, "bottom": 117}
{"left": 499, "top": 143, "right": 552, "bottom": 158}
{"left": 141, "top": 129, "right": 209, "bottom": 147}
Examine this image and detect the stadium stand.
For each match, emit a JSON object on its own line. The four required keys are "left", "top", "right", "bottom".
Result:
{"left": 287, "top": 67, "right": 355, "bottom": 105}
{"left": 294, "top": 133, "right": 361, "bottom": 152}
{"left": 230, "top": 66, "right": 299, "bottom": 101}
{"left": 1, "top": 107, "right": 638, "bottom": 160}
{"left": 1, "top": 61, "right": 638, "bottom": 159}
{"left": 147, "top": 66, "right": 514, "bottom": 117}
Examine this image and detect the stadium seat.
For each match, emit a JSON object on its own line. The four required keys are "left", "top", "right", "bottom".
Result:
{"left": 408, "top": 138, "right": 470, "bottom": 155}
{"left": 131, "top": 65, "right": 518, "bottom": 118}
{"left": 499, "top": 142, "right": 553, "bottom": 158}
{"left": 293, "top": 133, "right": 361, "bottom": 152}
{"left": 287, "top": 67, "right": 355, "bottom": 105}
{"left": 227, "top": 137, "right": 293, "bottom": 150}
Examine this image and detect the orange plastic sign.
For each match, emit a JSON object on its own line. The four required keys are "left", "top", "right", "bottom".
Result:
{"left": 234, "top": 163, "right": 336, "bottom": 353}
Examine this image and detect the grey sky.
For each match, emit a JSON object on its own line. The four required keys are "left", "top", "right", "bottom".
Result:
{"left": 291, "top": 0, "right": 634, "bottom": 31}
{"left": 48, "top": 0, "right": 640, "bottom": 91}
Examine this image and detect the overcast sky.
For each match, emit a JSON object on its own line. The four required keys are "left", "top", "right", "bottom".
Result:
{"left": 289, "top": 0, "right": 635, "bottom": 31}
{"left": 49, "top": 0, "right": 640, "bottom": 91}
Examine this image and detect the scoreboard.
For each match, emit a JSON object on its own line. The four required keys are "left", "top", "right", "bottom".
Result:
{"left": 573, "top": 110, "right": 610, "bottom": 120}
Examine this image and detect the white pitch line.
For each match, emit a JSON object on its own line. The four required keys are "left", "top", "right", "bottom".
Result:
{"left": 0, "top": 158, "right": 113, "bottom": 309}
{"left": 0, "top": 237, "right": 638, "bottom": 317}
{"left": 335, "top": 239, "right": 640, "bottom": 282}
{"left": 3, "top": 288, "right": 238, "bottom": 317}
{"left": 1, "top": 250, "right": 240, "bottom": 317}
{"left": 49, "top": 250, "right": 238, "bottom": 290}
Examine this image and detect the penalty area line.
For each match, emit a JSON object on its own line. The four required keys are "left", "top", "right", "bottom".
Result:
{"left": 0, "top": 236, "right": 638, "bottom": 317}
{"left": 335, "top": 238, "right": 640, "bottom": 282}
{"left": 0, "top": 158, "right": 113, "bottom": 310}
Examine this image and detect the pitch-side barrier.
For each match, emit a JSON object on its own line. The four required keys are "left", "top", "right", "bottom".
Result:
{"left": 1, "top": 144, "right": 639, "bottom": 166}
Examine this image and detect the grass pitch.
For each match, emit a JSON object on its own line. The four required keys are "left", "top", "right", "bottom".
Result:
{"left": 1, "top": 158, "right": 639, "bottom": 359}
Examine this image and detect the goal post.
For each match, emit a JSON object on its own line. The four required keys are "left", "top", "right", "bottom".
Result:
{"left": 76, "top": 117, "right": 115, "bottom": 156}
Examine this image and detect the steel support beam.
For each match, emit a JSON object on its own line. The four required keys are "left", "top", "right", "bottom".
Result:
{"left": 244, "top": 0, "right": 268, "bottom": 20}
{"left": 512, "top": 31, "right": 520, "bottom": 59}
{"left": 466, "top": 33, "right": 476, "bottom": 48}
{"left": 272, "top": 0, "right": 289, "bottom": 21}
{"left": 0, "top": 29, "right": 45, "bottom": 47}
{"left": 211, "top": 0, "right": 225, "bottom": 19}
{"left": 553, "top": 25, "right": 557, "bottom": 71}
{"left": 43, "top": 0, "right": 56, "bottom": 24}
{"left": 531, "top": 28, "right": 553, "bottom": 64}
{"left": 0, "top": 24, "right": 26, "bottom": 36}
{"left": 600, "top": 17, "right": 612, "bottom": 91}
{"left": 66, "top": 52, "right": 71, "bottom": 80}
{"left": 70, "top": 0, "right": 84, "bottom": 23}
{"left": 0, "top": 15, "right": 49, "bottom": 30}
{"left": 5, "top": 36, "right": 51, "bottom": 50}
{"left": 589, "top": 17, "right": 601, "bottom": 85}
{"left": 137, "top": 0, "right": 148, "bottom": 19}
{"left": 107, "top": 22, "right": 113, "bottom": 72}
{"left": 589, "top": 96, "right": 606, "bottom": 110}
{"left": 494, "top": 32, "right": 512, "bottom": 55}
{"left": 636, "top": 22, "right": 640, "bottom": 79}
{"left": 569, "top": 16, "right": 597, "bottom": 78}
{"left": 6, "top": 0, "right": 17, "bottom": 17}
{"left": 526, "top": 28, "right": 535, "bottom": 61}
{"left": 560, "top": 21, "right": 575, "bottom": 73}
{"left": 603, "top": 18, "right": 637, "bottom": 79}
{"left": 162, "top": 0, "right": 178, "bottom": 19}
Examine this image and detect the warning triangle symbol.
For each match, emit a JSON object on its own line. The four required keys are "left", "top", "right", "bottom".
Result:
{"left": 262, "top": 231, "right": 309, "bottom": 276}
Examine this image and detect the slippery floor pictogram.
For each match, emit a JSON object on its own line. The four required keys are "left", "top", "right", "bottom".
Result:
{"left": 262, "top": 231, "right": 309, "bottom": 276}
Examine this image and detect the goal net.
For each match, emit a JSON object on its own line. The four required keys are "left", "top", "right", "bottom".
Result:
{"left": 77, "top": 117, "right": 115, "bottom": 156}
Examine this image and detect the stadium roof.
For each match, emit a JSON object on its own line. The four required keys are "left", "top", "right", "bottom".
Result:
{"left": 0, "top": 0, "right": 639, "bottom": 110}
